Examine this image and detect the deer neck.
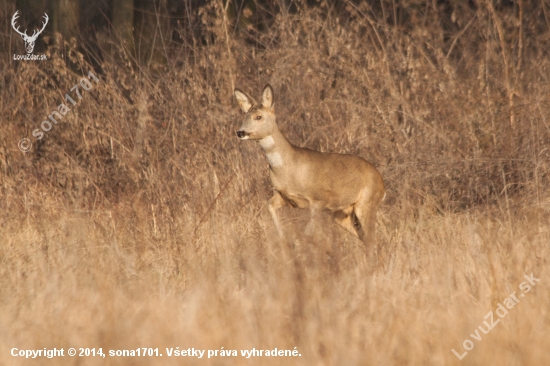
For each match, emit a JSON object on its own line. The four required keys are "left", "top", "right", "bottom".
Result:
{"left": 258, "top": 128, "right": 292, "bottom": 170}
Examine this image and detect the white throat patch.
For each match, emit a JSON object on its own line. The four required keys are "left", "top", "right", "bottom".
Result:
{"left": 266, "top": 152, "right": 283, "bottom": 167}
{"left": 259, "top": 136, "right": 275, "bottom": 149}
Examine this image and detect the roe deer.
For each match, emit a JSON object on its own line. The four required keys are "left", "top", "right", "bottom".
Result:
{"left": 235, "top": 84, "right": 385, "bottom": 248}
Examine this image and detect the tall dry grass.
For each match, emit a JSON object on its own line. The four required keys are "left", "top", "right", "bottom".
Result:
{"left": 1, "top": 0, "right": 549, "bottom": 365}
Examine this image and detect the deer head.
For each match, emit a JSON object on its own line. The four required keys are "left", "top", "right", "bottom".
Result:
{"left": 12, "top": 11, "right": 48, "bottom": 54}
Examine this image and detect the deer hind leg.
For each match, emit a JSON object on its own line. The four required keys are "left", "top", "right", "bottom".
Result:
{"left": 332, "top": 206, "right": 360, "bottom": 238}
{"left": 353, "top": 191, "right": 382, "bottom": 248}
{"left": 354, "top": 204, "right": 376, "bottom": 246}
{"left": 268, "top": 191, "right": 287, "bottom": 239}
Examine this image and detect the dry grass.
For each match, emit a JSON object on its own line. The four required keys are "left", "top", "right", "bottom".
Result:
{"left": 1, "top": 1, "right": 549, "bottom": 365}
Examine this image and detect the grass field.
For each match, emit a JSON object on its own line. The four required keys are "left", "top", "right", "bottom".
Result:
{"left": 1, "top": 1, "right": 549, "bottom": 365}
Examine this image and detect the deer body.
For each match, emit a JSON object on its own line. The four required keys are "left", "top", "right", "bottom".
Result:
{"left": 235, "top": 85, "right": 385, "bottom": 246}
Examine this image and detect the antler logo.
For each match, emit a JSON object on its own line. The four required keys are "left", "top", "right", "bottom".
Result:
{"left": 11, "top": 10, "right": 48, "bottom": 54}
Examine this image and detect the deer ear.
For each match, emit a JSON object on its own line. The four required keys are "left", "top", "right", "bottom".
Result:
{"left": 261, "top": 84, "right": 274, "bottom": 110}
{"left": 234, "top": 89, "right": 255, "bottom": 113}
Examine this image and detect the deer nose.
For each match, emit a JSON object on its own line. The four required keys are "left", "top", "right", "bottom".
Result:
{"left": 236, "top": 130, "right": 246, "bottom": 138}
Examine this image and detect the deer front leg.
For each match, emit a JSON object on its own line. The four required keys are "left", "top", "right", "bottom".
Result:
{"left": 268, "top": 191, "right": 287, "bottom": 239}
{"left": 305, "top": 202, "right": 324, "bottom": 236}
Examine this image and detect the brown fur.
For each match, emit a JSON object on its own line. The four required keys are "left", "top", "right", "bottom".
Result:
{"left": 235, "top": 85, "right": 385, "bottom": 248}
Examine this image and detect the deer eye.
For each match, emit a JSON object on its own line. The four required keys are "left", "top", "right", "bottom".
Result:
{"left": 254, "top": 115, "right": 262, "bottom": 120}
